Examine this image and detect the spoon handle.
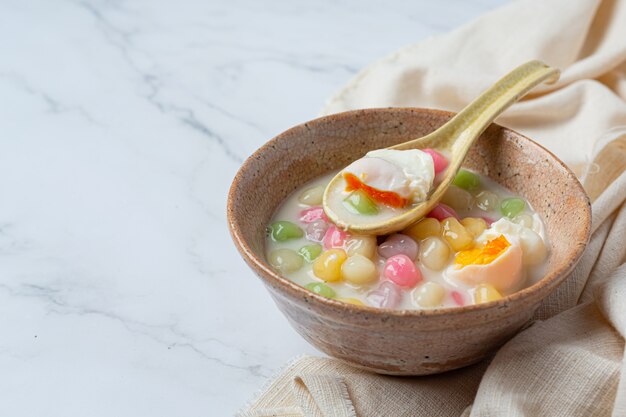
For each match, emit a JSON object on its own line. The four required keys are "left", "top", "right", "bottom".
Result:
{"left": 391, "top": 60, "right": 560, "bottom": 153}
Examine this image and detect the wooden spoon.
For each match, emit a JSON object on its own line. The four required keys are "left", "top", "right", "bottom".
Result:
{"left": 323, "top": 60, "right": 560, "bottom": 235}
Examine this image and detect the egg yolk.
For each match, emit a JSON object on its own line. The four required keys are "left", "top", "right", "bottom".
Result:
{"left": 454, "top": 235, "right": 510, "bottom": 268}
{"left": 343, "top": 172, "right": 408, "bottom": 208}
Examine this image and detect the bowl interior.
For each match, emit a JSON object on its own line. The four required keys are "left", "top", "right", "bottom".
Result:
{"left": 229, "top": 108, "right": 590, "bottom": 311}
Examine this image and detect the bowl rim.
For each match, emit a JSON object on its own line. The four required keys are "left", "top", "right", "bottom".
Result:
{"left": 227, "top": 107, "right": 591, "bottom": 318}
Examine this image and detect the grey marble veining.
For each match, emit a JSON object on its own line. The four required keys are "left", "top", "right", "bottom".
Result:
{"left": 0, "top": 0, "right": 510, "bottom": 415}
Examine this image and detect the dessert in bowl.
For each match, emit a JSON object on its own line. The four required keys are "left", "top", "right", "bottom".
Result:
{"left": 227, "top": 108, "right": 590, "bottom": 375}
{"left": 266, "top": 155, "right": 548, "bottom": 310}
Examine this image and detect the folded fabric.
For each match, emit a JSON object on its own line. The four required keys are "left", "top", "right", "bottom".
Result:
{"left": 239, "top": 0, "right": 626, "bottom": 415}
{"left": 323, "top": 0, "right": 626, "bottom": 178}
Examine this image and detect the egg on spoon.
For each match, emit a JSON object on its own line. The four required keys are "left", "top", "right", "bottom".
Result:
{"left": 325, "top": 149, "right": 436, "bottom": 226}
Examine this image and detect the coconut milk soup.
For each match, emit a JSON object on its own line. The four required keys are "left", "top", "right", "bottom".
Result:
{"left": 265, "top": 149, "right": 549, "bottom": 309}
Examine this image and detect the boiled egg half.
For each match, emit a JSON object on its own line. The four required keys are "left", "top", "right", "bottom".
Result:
{"left": 342, "top": 149, "right": 435, "bottom": 208}
{"left": 448, "top": 235, "right": 523, "bottom": 292}
{"left": 446, "top": 217, "right": 548, "bottom": 292}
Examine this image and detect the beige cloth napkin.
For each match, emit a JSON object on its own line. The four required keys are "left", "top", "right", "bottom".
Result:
{"left": 239, "top": 0, "right": 626, "bottom": 415}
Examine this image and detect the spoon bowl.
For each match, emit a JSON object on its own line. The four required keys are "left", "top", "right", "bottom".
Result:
{"left": 323, "top": 60, "right": 560, "bottom": 235}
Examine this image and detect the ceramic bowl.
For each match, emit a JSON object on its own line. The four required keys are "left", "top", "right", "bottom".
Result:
{"left": 227, "top": 108, "right": 590, "bottom": 375}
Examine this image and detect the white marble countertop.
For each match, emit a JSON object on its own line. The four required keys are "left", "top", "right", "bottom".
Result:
{"left": 0, "top": 1, "right": 510, "bottom": 415}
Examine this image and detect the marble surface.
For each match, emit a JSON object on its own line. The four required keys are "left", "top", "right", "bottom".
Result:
{"left": 0, "top": 0, "right": 510, "bottom": 415}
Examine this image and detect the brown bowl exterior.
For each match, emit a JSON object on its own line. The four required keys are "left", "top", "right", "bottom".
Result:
{"left": 227, "top": 108, "right": 590, "bottom": 375}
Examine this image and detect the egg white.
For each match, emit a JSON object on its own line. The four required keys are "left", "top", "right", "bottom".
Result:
{"left": 478, "top": 218, "right": 548, "bottom": 266}
{"left": 446, "top": 244, "right": 523, "bottom": 292}
{"left": 445, "top": 217, "right": 549, "bottom": 292}
{"left": 343, "top": 149, "right": 435, "bottom": 203}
